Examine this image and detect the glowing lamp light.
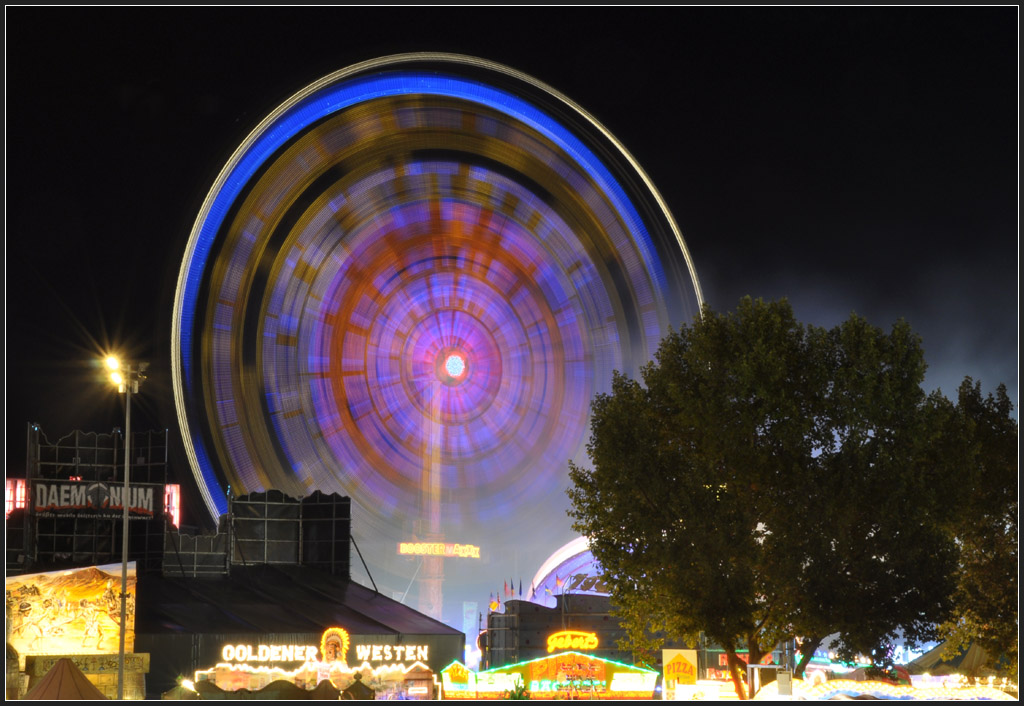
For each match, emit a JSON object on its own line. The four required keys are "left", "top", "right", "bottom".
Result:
{"left": 5, "top": 478, "right": 27, "bottom": 519}
{"left": 445, "top": 354, "right": 466, "bottom": 378}
{"left": 437, "top": 349, "right": 469, "bottom": 385}
{"left": 164, "top": 484, "right": 181, "bottom": 528}
{"left": 100, "top": 353, "right": 148, "bottom": 699}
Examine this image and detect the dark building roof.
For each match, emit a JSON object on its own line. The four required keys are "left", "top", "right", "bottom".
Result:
{"left": 136, "top": 563, "right": 462, "bottom": 638}
{"left": 135, "top": 564, "right": 464, "bottom": 698}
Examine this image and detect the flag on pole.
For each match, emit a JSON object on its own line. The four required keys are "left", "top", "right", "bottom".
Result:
{"left": 504, "top": 580, "right": 509, "bottom": 598}
{"left": 555, "top": 574, "right": 563, "bottom": 588}
{"left": 518, "top": 580, "right": 522, "bottom": 598}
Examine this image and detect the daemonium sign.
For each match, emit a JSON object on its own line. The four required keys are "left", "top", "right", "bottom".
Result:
{"left": 397, "top": 542, "right": 480, "bottom": 558}
{"left": 32, "top": 481, "right": 160, "bottom": 518}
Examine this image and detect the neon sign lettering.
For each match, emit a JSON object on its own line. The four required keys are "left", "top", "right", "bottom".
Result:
{"left": 546, "top": 630, "right": 599, "bottom": 653}
{"left": 355, "top": 644, "right": 429, "bottom": 663}
{"left": 397, "top": 542, "right": 480, "bottom": 558}
{"left": 221, "top": 644, "right": 318, "bottom": 663}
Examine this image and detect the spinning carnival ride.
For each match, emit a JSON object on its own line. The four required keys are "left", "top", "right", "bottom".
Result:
{"left": 172, "top": 54, "right": 703, "bottom": 620}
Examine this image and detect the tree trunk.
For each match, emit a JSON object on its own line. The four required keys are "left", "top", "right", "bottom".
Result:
{"left": 744, "top": 636, "right": 774, "bottom": 698}
{"left": 747, "top": 636, "right": 765, "bottom": 670}
{"left": 794, "top": 636, "right": 823, "bottom": 679}
{"left": 724, "top": 646, "right": 749, "bottom": 700}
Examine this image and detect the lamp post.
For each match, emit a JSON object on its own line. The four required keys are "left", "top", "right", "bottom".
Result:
{"left": 105, "top": 356, "right": 147, "bottom": 700}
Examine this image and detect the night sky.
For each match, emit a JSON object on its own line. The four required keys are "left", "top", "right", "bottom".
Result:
{"left": 7, "top": 8, "right": 1018, "bottom": 529}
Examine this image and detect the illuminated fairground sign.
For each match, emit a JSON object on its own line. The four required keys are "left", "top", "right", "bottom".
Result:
{"left": 211, "top": 627, "right": 429, "bottom": 671}
{"left": 199, "top": 627, "right": 437, "bottom": 696}
{"left": 441, "top": 652, "right": 657, "bottom": 700}
{"left": 354, "top": 644, "right": 429, "bottom": 663}
{"left": 397, "top": 542, "right": 480, "bottom": 558}
{"left": 663, "top": 649, "right": 698, "bottom": 688}
{"left": 221, "top": 644, "right": 318, "bottom": 663}
{"left": 547, "top": 630, "right": 598, "bottom": 653}
{"left": 333, "top": 625, "right": 431, "bottom": 665}
{"left": 196, "top": 659, "right": 434, "bottom": 695}
{"left": 32, "top": 480, "right": 161, "bottom": 518}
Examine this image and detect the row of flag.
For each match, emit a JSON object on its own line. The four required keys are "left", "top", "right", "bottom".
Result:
{"left": 488, "top": 574, "right": 567, "bottom": 611}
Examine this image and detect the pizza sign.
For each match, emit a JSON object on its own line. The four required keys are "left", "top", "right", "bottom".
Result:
{"left": 663, "top": 649, "right": 698, "bottom": 687}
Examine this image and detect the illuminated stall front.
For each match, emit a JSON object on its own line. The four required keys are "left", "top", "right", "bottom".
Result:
{"left": 136, "top": 560, "right": 464, "bottom": 699}
{"left": 131, "top": 490, "right": 463, "bottom": 698}
{"left": 448, "top": 613, "right": 656, "bottom": 700}
{"left": 191, "top": 627, "right": 442, "bottom": 699}
{"left": 442, "top": 651, "right": 657, "bottom": 700}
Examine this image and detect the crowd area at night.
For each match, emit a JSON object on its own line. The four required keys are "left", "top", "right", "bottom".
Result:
{"left": 6, "top": 8, "right": 1017, "bottom": 701}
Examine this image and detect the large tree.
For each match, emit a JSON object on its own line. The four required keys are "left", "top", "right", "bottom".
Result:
{"left": 567, "top": 298, "right": 958, "bottom": 698}
{"left": 938, "top": 380, "right": 1018, "bottom": 677}
{"left": 785, "top": 316, "right": 958, "bottom": 675}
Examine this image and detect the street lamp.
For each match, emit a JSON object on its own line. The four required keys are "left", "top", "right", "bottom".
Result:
{"left": 105, "top": 355, "right": 147, "bottom": 700}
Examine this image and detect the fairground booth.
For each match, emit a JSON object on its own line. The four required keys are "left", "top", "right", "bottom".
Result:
{"left": 142, "top": 563, "right": 461, "bottom": 699}
{"left": 476, "top": 537, "right": 792, "bottom": 700}
{"left": 6, "top": 434, "right": 463, "bottom": 700}
{"left": 469, "top": 537, "right": 662, "bottom": 699}
{"left": 139, "top": 490, "right": 463, "bottom": 699}
{"left": 442, "top": 650, "right": 658, "bottom": 700}
{"left": 6, "top": 426, "right": 171, "bottom": 698}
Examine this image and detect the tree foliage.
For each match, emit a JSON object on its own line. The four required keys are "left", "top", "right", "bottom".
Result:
{"left": 788, "top": 316, "right": 960, "bottom": 672}
{"left": 938, "top": 380, "right": 1018, "bottom": 677}
{"left": 567, "top": 298, "right": 965, "bottom": 698}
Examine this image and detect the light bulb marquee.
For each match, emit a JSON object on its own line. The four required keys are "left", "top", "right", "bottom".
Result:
{"left": 398, "top": 542, "right": 480, "bottom": 558}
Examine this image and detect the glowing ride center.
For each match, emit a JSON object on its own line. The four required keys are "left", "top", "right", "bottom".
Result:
{"left": 172, "top": 54, "right": 704, "bottom": 618}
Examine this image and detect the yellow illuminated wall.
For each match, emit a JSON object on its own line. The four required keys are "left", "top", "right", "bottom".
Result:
{"left": 6, "top": 563, "right": 136, "bottom": 657}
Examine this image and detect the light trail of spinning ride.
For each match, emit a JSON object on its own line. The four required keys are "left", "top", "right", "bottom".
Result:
{"left": 172, "top": 54, "right": 703, "bottom": 613}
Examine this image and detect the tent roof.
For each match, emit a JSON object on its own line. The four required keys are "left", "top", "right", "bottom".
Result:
{"left": 23, "top": 657, "right": 108, "bottom": 700}
{"left": 160, "top": 684, "right": 202, "bottom": 700}
{"left": 907, "top": 642, "right": 991, "bottom": 675}
{"left": 135, "top": 564, "right": 462, "bottom": 637}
